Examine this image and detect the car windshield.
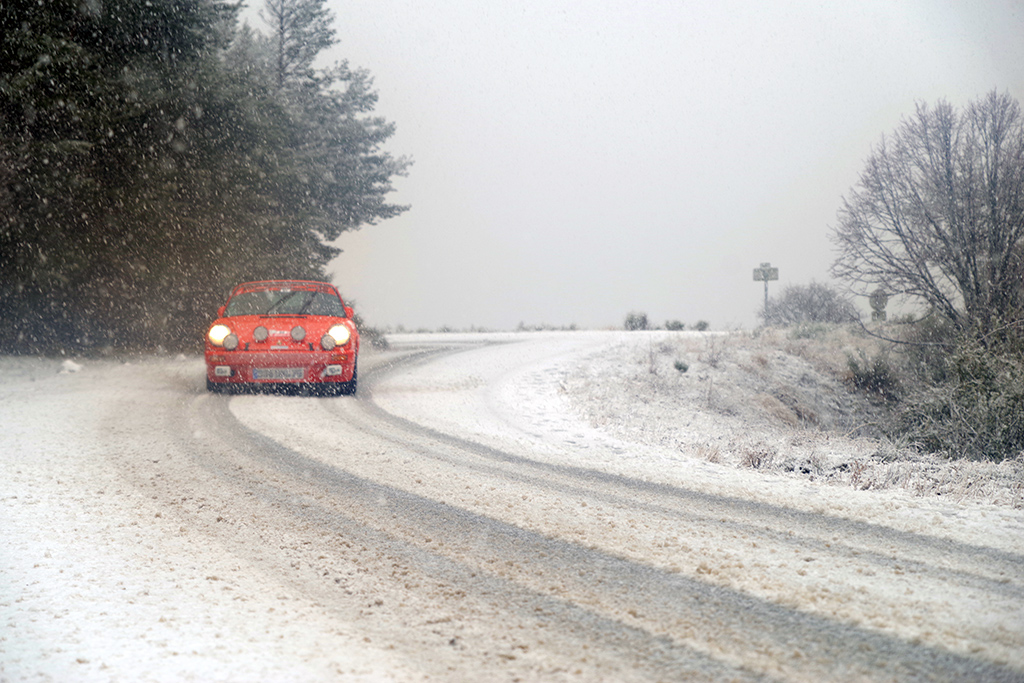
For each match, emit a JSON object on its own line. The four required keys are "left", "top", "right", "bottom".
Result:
{"left": 225, "top": 289, "right": 347, "bottom": 317}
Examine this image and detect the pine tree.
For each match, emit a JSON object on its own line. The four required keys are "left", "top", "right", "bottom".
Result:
{"left": 261, "top": 0, "right": 335, "bottom": 90}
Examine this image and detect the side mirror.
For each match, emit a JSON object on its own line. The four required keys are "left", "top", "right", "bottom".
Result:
{"left": 217, "top": 305, "right": 227, "bottom": 318}
{"left": 344, "top": 306, "right": 354, "bottom": 319}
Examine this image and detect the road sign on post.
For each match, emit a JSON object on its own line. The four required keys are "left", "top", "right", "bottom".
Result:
{"left": 753, "top": 262, "right": 779, "bottom": 313}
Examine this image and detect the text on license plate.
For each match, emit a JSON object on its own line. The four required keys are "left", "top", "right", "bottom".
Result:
{"left": 253, "top": 367, "right": 304, "bottom": 380}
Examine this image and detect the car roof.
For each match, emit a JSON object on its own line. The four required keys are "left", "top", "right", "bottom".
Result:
{"left": 230, "top": 280, "right": 340, "bottom": 296}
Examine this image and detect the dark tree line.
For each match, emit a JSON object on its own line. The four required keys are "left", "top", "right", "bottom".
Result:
{"left": 0, "top": 0, "right": 408, "bottom": 353}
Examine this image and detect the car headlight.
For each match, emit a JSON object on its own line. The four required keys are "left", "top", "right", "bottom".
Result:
{"left": 253, "top": 325, "right": 269, "bottom": 342}
{"left": 291, "top": 325, "right": 306, "bottom": 342}
{"left": 208, "top": 324, "right": 232, "bottom": 346}
{"left": 223, "top": 333, "right": 239, "bottom": 351}
{"left": 328, "top": 324, "right": 351, "bottom": 345}
{"left": 321, "top": 325, "right": 351, "bottom": 351}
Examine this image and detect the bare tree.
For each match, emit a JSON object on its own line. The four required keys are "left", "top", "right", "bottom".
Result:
{"left": 831, "top": 91, "right": 1024, "bottom": 338}
{"left": 759, "top": 281, "right": 859, "bottom": 327}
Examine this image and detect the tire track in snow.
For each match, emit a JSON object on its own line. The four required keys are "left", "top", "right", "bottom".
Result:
{"left": 218, "top": 341, "right": 1023, "bottom": 681}
{"left": 176, "top": 364, "right": 772, "bottom": 681}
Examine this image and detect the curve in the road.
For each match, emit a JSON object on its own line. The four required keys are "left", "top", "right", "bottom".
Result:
{"left": 170, "top": 343, "right": 1024, "bottom": 682}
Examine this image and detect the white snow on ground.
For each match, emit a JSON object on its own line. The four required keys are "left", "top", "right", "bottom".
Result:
{"left": 0, "top": 358, "right": 409, "bottom": 683}
{"left": 2, "top": 331, "right": 1024, "bottom": 680}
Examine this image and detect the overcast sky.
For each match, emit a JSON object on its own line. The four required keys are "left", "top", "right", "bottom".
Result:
{"left": 265, "top": 0, "right": 1024, "bottom": 330}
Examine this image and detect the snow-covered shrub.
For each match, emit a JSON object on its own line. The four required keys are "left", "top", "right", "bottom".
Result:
{"left": 759, "top": 282, "right": 859, "bottom": 327}
{"left": 845, "top": 350, "right": 901, "bottom": 403}
{"left": 894, "top": 337, "right": 1024, "bottom": 461}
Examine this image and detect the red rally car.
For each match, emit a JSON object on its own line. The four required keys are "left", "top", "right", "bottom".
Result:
{"left": 205, "top": 280, "right": 360, "bottom": 395}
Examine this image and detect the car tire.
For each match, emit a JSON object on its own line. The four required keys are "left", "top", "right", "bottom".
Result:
{"left": 207, "top": 378, "right": 237, "bottom": 394}
{"left": 336, "top": 362, "right": 358, "bottom": 396}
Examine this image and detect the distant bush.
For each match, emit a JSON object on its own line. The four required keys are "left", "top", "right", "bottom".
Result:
{"left": 693, "top": 320, "right": 710, "bottom": 331}
{"left": 352, "top": 312, "right": 390, "bottom": 350}
{"left": 361, "top": 327, "right": 391, "bottom": 350}
{"left": 760, "top": 282, "right": 859, "bottom": 327}
{"left": 665, "top": 320, "right": 685, "bottom": 331}
{"left": 624, "top": 312, "right": 649, "bottom": 331}
{"left": 517, "top": 321, "right": 578, "bottom": 332}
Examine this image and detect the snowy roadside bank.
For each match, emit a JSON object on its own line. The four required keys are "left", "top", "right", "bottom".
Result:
{"left": 556, "top": 329, "right": 1024, "bottom": 510}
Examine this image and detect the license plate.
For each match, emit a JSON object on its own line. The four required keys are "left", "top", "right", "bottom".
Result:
{"left": 253, "top": 367, "right": 304, "bottom": 380}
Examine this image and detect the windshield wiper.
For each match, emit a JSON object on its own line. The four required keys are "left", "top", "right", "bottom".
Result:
{"left": 295, "top": 295, "right": 314, "bottom": 315}
{"left": 265, "top": 291, "right": 304, "bottom": 315}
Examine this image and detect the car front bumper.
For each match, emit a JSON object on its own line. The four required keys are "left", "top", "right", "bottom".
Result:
{"left": 205, "top": 349, "right": 356, "bottom": 386}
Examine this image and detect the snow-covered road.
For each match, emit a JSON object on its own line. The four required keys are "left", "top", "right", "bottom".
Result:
{"left": 2, "top": 332, "right": 1023, "bottom": 681}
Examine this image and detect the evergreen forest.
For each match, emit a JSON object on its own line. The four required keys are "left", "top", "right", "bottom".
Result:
{"left": 1, "top": 0, "right": 409, "bottom": 353}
